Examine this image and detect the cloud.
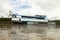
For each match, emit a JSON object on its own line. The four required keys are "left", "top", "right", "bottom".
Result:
{"left": 0, "top": 0, "right": 12, "bottom": 17}
{"left": 0, "top": 0, "right": 60, "bottom": 19}
{"left": 34, "top": 0, "right": 60, "bottom": 19}
{"left": 9, "top": 0, "right": 46, "bottom": 16}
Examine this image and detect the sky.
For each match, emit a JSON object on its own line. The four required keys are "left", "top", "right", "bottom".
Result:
{"left": 0, "top": 0, "right": 60, "bottom": 19}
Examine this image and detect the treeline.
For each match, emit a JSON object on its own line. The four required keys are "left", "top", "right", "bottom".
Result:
{"left": 0, "top": 18, "right": 11, "bottom": 21}
{"left": 0, "top": 18, "right": 12, "bottom": 24}
{"left": 49, "top": 20, "right": 60, "bottom": 25}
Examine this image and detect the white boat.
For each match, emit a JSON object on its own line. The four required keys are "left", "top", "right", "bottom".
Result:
{"left": 11, "top": 14, "right": 48, "bottom": 24}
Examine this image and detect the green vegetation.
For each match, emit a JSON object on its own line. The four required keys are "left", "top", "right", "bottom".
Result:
{"left": 0, "top": 18, "right": 12, "bottom": 28}
{"left": 49, "top": 20, "right": 60, "bottom": 25}
{"left": 0, "top": 18, "right": 11, "bottom": 21}
{"left": 0, "top": 18, "right": 12, "bottom": 24}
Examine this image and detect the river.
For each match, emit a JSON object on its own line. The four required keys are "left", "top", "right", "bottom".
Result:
{"left": 0, "top": 23, "right": 60, "bottom": 40}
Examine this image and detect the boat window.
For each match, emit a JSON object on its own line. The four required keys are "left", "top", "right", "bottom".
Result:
{"left": 21, "top": 16, "right": 45, "bottom": 19}
{"left": 12, "top": 15, "right": 16, "bottom": 18}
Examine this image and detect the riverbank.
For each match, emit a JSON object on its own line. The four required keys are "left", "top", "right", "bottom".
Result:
{"left": 49, "top": 20, "right": 60, "bottom": 25}
{"left": 0, "top": 18, "right": 12, "bottom": 28}
{"left": 0, "top": 18, "right": 48, "bottom": 24}
{"left": 0, "top": 18, "right": 12, "bottom": 24}
{"left": 1, "top": 18, "right": 60, "bottom": 25}
{"left": 0, "top": 18, "right": 11, "bottom": 22}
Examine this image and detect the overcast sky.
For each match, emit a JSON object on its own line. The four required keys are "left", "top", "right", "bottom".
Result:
{"left": 0, "top": 0, "right": 60, "bottom": 19}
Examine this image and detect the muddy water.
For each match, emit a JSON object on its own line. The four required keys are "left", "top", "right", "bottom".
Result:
{"left": 0, "top": 23, "right": 60, "bottom": 40}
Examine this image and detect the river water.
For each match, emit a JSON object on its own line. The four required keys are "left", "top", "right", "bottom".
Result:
{"left": 0, "top": 23, "right": 60, "bottom": 40}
